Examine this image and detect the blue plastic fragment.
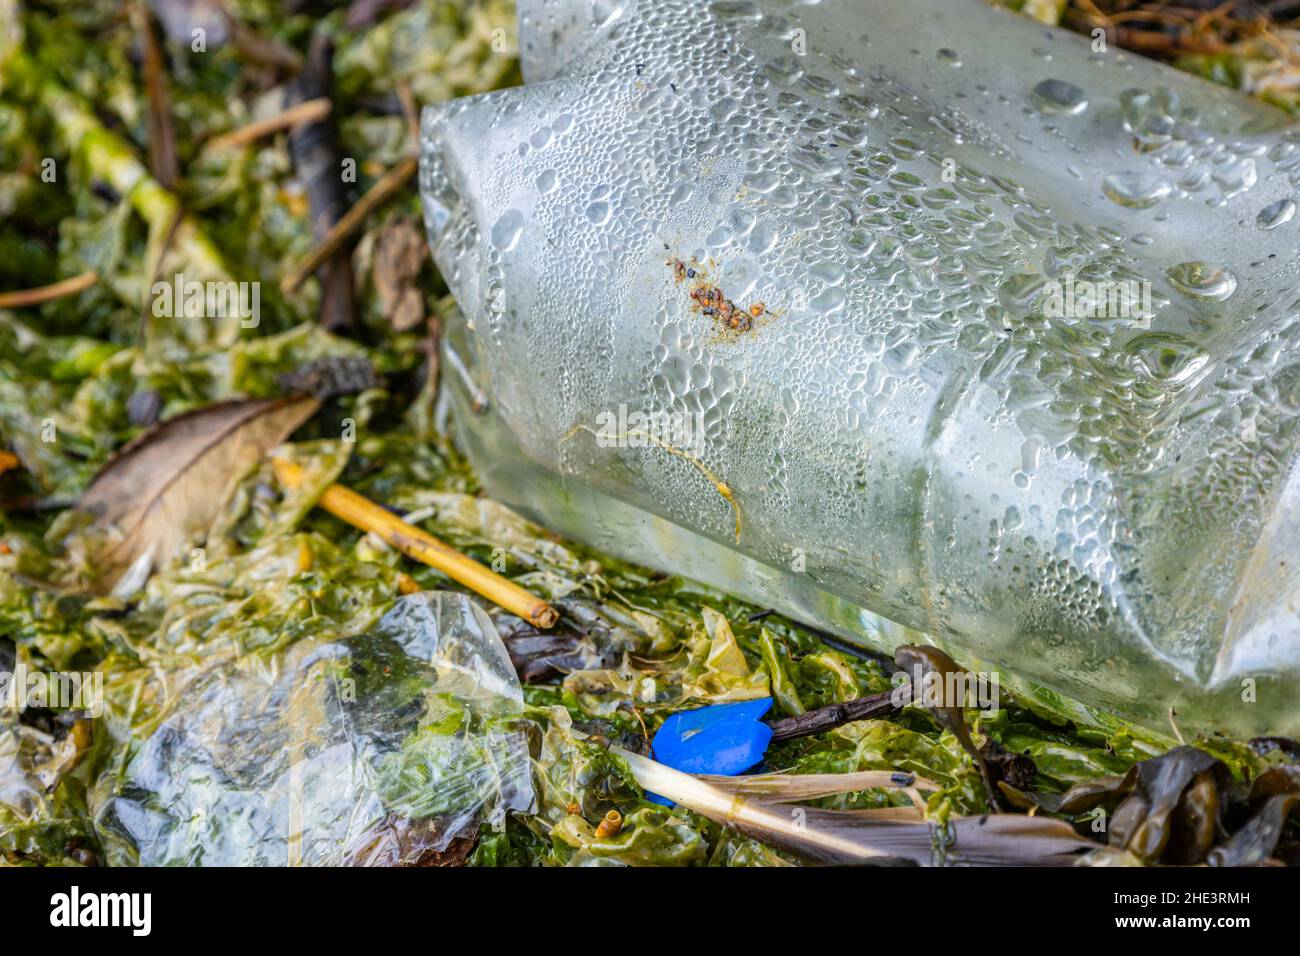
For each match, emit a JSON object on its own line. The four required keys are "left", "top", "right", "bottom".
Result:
{"left": 646, "top": 698, "right": 774, "bottom": 804}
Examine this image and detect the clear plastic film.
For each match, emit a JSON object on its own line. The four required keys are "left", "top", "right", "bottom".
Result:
{"left": 421, "top": 0, "right": 1300, "bottom": 736}
{"left": 97, "top": 592, "right": 534, "bottom": 866}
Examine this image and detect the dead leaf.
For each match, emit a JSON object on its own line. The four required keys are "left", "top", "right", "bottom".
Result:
{"left": 373, "top": 217, "right": 427, "bottom": 332}
{"left": 719, "top": 799, "right": 1097, "bottom": 866}
{"left": 70, "top": 395, "right": 320, "bottom": 592}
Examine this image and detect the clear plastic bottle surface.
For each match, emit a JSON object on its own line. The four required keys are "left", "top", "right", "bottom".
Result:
{"left": 421, "top": 0, "right": 1300, "bottom": 736}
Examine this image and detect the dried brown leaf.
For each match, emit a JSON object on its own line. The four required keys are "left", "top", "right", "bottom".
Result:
{"left": 71, "top": 395, "right": 320, "bottom": 592}
{"left": 373, "top": 216, "right": 427, "bottom": 332}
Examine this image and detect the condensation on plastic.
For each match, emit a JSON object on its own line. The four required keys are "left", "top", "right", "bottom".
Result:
{"left": 100, "top": 592, "right": 534, "bottom": 866}
{"left": 420, "top": 0, "right": 1300, "bottom": 735}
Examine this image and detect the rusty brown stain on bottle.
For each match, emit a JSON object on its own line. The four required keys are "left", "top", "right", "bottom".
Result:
{"left": 667, "top": 257, "right": 771, "bottom": 336}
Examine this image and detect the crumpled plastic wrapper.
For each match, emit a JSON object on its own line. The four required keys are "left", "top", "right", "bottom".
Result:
{"left": 421, "top": 0, "right": 1300, "bottom": 735}
{"left": 97, "top": 592, "right": 534, "bottom": 866}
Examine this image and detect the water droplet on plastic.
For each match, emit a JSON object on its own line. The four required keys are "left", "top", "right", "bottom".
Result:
{"left": 810, "top": 286, "right": 846, "bottom": 313}
{"left": 1166, "top": 261, "right": 1236, "bottom": 301}
{"left": 490, "top": 209, "right": 524, "bottom": 252}
{"left": 1257, "top": 198, "right": 1296, "bottom": 230}
{"left": 1102, "top": 171, "right": 1171, "bottom": 209}
{"left": 1031, "top": 79, "right": 1087, "bottom": 116}
{"left": 1124, "top": 332, "right": 1209, "bottom": 385}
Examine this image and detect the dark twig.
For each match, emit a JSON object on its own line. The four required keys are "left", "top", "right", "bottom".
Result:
{"left": 766, "top": 685, "right": 907, "bottom": 743}
{"left": 131, "top": 1, "right": 180, "bottom": 190}
{"left": 287, "top": 33, "right": 356, "bottom": 332}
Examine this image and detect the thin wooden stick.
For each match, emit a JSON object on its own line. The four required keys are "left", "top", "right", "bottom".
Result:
{"left": 272, "top": 457, "right": 559, "bottom": 629}
{"left": 0, "top": 271, "right": 98, "bottom": 309}
{"left": 206, "top": 97, "right": 332, "bottom": 151}
{"left": 280, "top": 155, "right": 418, "bottom": 294}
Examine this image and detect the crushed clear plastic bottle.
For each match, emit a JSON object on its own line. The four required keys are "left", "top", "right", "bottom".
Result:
{"left": 420, "top": 0, "right": 1300, "bottom": 737}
